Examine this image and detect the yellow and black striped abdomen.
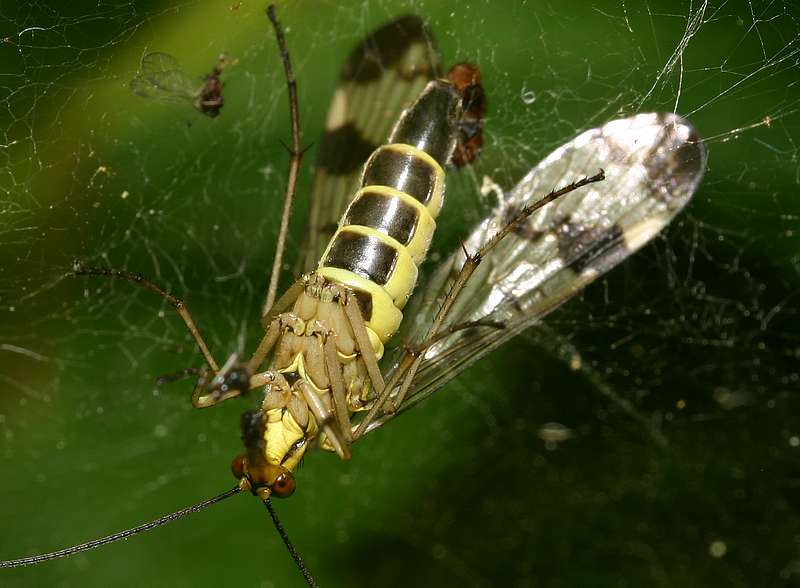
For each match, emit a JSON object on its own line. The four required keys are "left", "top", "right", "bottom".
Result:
{"left": 318, "top": 80, "right": 463, "bottom": 356}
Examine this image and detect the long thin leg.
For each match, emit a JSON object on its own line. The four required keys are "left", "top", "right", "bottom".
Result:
{"left": 390, "top": 170, "right": 606, "bottom": 410}
{"left": 407, "top": 318, "right": 504, "bottom": 355}
{"left": 298, "top": 381, "right": 350, "bottom": 460}
{"left": 262, "top": 6, "right": 304, "bottom": 317}
{"left": 248, "top": 315, "right": 285, "bottom": 373}
{"left": 352, "top": 350, "right": 415, "bottom": 441}
{"left": 350, "top": 320, "right": 501, "bottom": 440}
{"left": 155, "top": 366, "right": 202, "bottom": 386}
{"left": 262, "top": 277, "right": 305, "bottom": 328}
{"left": 322, "top": 334, "right": 354, "bottom": 444}
{"left": 191, "top": 366, "right": 279, "bottom": 408}
{"left": 192, "top": 313, "right": 293, "bottom": 408}
{"left": 353, "top": 171, "right": 606, "bottom": 436}
{"left": 299, "top": 319, "right": 354, "bottom": 453}
{"left": 345, "top": 316, "right": 501, "bottom": 439}
{"left": 191, "top": 366, "right": 279, "bottom": 409}
{"left": 73, "top": 260, "right": 220, "bottom": 372}
{"left": 342, "top": 293, "right": 385, "bottom": 393}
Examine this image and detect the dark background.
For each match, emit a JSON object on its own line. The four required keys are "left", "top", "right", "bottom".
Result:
{"left": 1, "top": 1, "right": 798, "bottom": 586}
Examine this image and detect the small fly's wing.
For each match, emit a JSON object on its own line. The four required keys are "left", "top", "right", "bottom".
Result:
{"left": 298, "top": 15, "right": 440, "bottom": 272}
{"left": 129, "top": 52, "right": 198, "bottom": 104}
{"left": 374, "top": 113, "right": 707, "bottom": 427}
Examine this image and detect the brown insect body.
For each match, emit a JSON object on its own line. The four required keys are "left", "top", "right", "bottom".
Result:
{"left": 445, "top": 62, "right": 486, "bottom": 167}
{"left": 194, "top": 60, "right": 226, "bottom": 117}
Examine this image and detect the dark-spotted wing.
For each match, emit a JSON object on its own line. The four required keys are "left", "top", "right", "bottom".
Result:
{"left": 299, "top": 15, "right": 440, "bottom": 272}
{"left": 367, "top": 113, "right": 707, "bottom": 432}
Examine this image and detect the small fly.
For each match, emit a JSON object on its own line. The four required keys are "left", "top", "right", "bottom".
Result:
{"left": 129, "top": 51, "right": 229, "bottom": 117}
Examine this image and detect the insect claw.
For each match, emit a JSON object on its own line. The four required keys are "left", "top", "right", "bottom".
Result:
{"left": 191, "top": 354, "right": 253, "bottom": 408}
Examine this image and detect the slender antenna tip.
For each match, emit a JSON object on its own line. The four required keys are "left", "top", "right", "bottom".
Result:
{"left": 263, "top": 499, "right": 318, "bottom": 588}
{"left": 0, "top": 487, "right": 241, "bottom": 568}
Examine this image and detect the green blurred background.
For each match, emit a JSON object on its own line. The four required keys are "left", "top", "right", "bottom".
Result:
{"left": 1, "top": 1, "right": 799, "bottom": 586}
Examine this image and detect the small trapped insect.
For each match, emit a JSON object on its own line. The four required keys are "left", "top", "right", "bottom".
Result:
{"left": 129, "top": 51, "right": 230, "bottom": 117}
{"left": 445, "top": 62, "right": 486, "bottom": 167}
{"left": 2, "top": 6, "right": 706, "bottom": 586}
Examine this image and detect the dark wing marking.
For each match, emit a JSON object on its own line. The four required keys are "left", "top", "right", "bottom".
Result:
{"left": 367, "top": 113, "right": 707, "bottom": 432}
{"left": 299, "top": 15, "right": 440, "bottom": 272}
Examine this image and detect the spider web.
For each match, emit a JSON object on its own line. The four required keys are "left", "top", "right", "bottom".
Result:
{"left": 1, "top": 1, "right": 799, "bottom": 586}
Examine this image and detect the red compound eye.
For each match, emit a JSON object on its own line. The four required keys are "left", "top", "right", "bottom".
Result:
{"left": 271, "top": 471, "right": 296, "bottom": 498}
{"left": 230, "top": 454, "right": 246, "bottom": 479}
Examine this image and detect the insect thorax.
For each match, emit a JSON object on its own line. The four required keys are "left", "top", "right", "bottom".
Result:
{"left": 257, "top": 275, "right": 367, "bottom": 468}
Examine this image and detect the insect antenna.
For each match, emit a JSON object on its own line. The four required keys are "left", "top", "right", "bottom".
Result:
{"left": 0, "top": 486, "right": 242, "bottom": 568}
{"left": 1, "top": 486, "right": 317, "bottom": 585}
{"left": 264, "top": 498, "right": 318, "bottom": 587}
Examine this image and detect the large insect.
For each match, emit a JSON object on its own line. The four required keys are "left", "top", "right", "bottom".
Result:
{"left": 2, "top": 7, "right": 706, "bottom": 585}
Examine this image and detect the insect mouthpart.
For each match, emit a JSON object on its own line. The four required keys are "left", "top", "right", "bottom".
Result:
{"left": 231, "top": 453, "right": 296, "bottom": 500}
{"left": 235, "top": 409, "right": 304, "bottom": 500}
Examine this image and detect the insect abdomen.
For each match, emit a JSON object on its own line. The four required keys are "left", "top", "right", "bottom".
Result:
{"left": 318, "top": 80, "right": 462, "bottom": 353}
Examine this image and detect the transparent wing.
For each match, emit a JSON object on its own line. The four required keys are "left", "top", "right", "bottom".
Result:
{"left": 129, "top": 52, "right": 198, "bottom": 103}
{"left": 298, "top": 15, "right": 440, "bottom": 272}
{"left": 370, "top": 112, "right": 707, "bottom": 431}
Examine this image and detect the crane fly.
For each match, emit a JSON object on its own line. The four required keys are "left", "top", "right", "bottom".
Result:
{"left": 1, "top": 6, "right": 706, "bottom": 586}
